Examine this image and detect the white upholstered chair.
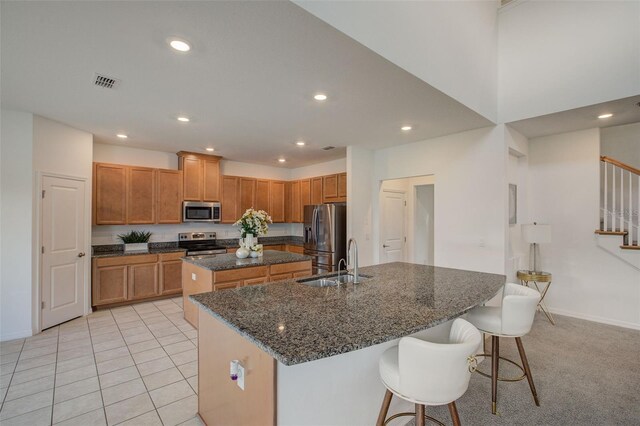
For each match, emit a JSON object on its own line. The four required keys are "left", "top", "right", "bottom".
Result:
{"left": 376, "top": 318, "right": 481, "bottom": 426}
{"left": 466, "top": 282, "right": 541, "bottom": 414}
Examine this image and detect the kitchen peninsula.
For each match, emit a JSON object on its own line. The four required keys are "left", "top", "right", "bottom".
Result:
{"left": 182, "top": 250, "right": 312, "bottom": 327}
{"left": 190, "top": 262, "right": 505, "bottom": 425}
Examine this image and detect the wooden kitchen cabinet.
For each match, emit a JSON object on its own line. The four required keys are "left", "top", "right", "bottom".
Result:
{"left": 255, "top": 179, "right": 270, "bottom": 212}
{"left": 92, "top": 252, "right": 184, "bottom": 308}
{"left": 156, "top": 169, "right": 183, "bottom": 224}
{"left": 94, "top": 163, "right": 127, "bottom": 225}
{"left": 177, "top": 151, "right": 221, "bottom": 202}
{"left": 269, "top": 181, "right": 286, "bottom": 222}
{"left": 300, "top": 179, "right": 311, "bottom": 215}
{"left": 311, "top": 177, "right": 323, "bottom": 205}
{"left": 239, "top": 178, "right": 257, "bottom": 213}
{"left": 127, "top": 166, "right": 156, "bottom": 224}
{"left": 338, "top": 173, "right": 347, "bottom": 198}
{"left": 221, "top": 176, "right": 240, "bottom": 223}
{"left": 322, "top": 174, "right": 338, "bottom": 201}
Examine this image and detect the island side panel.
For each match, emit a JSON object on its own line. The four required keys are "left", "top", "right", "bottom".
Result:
{"left": 182, "top": 261, "right": 213, "bottom": 328}
{"left": 198, "top": 308, "right": 276, "bottom": 426}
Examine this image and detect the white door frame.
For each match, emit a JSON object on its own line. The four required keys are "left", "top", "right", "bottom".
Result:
{"left": 34, "top": 172, "right": 91, "bottom": 334}
{"left": 379, "top": 189, "right": 407, "bottom": 263}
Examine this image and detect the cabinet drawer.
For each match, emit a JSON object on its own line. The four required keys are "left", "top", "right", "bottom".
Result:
{"left": 160, "top": 252, "right": 186, "bottom": 261}
{"left": 95, "top": 254, "right": 159, "bottom": 267}
{"left": 214, "top": 281, "right": 242, "bottom": 291}
{"left": 270, "top": 261, "right": 311, "bottom": 275}
{"left": 270, "top": 272, "right": 292, "bottom": 282}
{"left": 285, "top": 245, "right": 304, "bottom": 254}
{"left": 214, "top": 266, "right": 269, "bottom": 283}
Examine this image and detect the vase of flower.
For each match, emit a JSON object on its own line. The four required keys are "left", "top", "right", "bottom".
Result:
{"left": 234, "top": 209, "right": 272, "bottom": 254}
{"left": 243, "top": 233, "right": 255, "bottom": 248}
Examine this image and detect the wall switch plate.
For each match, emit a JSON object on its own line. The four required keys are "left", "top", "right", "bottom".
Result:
{"left": 237, "top": 363, "right": 245, "bottom": 390}
{"left": 192, "top": 273, "right": 196, "bottom": 281}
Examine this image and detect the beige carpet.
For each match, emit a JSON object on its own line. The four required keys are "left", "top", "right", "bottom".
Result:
{"left": 401, "top": 313, "right": 640, "bottom": 425}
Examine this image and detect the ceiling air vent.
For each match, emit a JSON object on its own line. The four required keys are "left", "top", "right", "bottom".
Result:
{"left": 322, "top": 146, "right": 335, "bottom": 151}
{"left": 93, "top": 73, "right": 120, "bottom": 89}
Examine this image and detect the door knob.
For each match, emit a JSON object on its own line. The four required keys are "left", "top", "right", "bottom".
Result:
{"left": 382, "top": 244, "right": 389, "bottom": 248}
{"left": 78, "top": 252, "right": 86, "bottom": 258}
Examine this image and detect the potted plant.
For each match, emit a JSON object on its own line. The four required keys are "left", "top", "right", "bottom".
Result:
{"left": 233, "top": 208, "right": 272, "bottom": 256}
{"left": 118, "top": 230, "right": 152, "bottom": 252}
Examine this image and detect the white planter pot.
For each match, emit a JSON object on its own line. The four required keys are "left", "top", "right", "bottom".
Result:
{"left": 124, "top": 243, "right": 149, "bottom": 252}
{"left": 243, "top": 234, "right": 256, "bottom": 248}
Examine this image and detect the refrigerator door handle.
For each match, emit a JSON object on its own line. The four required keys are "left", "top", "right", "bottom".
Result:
{"left": 311, "top": 208, "right": 318, "bottom": 245}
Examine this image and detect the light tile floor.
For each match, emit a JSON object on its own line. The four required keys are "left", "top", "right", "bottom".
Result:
{"left": 0, "top": 297, "right": 203, "bottom": 426}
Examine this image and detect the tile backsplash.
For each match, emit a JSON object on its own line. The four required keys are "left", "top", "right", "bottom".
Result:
{"left": 92, "top": 223, "right": 303, "bottom": 245}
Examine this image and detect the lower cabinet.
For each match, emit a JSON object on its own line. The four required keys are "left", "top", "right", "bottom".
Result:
{"left": 92, "top": 252, "right": 185, "bottom": 308}
{"left": 183, "top": 260, "right": 312, "bottom": 328}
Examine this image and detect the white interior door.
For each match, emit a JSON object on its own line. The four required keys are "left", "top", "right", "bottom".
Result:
{"left": 41, "top": 175, "right": 86, "bottom": 329}
{"left": 381, "top": 190, "right": 406, "bottom": 263}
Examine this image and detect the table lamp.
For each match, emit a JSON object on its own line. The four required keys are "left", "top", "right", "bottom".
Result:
{"left": 522, "top": 223, "right": 551, "bottom": 273}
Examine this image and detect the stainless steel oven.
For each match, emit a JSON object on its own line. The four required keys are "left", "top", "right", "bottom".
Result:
{"left": 182, "top": 201, "right": 221, "bottom": 222}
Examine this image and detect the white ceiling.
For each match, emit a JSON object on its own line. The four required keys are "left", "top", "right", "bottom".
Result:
{"left": 508, "top": 95, "right": 640, "bottom": 139}
{"left": 1, "top": 1, "right": 492, "bottom": 168}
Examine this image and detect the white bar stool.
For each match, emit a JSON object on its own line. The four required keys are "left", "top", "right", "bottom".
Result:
{"left": 466, "top": 283, "right": 541, "bottom": 415}
{"left": 376, "top": 318, "right": 481, "bottom": 426}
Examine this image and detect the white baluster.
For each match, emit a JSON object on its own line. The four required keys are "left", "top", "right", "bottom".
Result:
{"left": 604, "top": 162, "right": 609, "bottom": 231}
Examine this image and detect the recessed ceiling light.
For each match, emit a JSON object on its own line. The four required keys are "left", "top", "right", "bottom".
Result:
{"left": 205, "top": 147, "right": 215, "bottom": 152}
{"left": 598, "top": 113, "right": 613, "bottom": 119}
{"left": 116, "top": 134, "right": 128, "bottom": 139}
{"left": 295, "top": 141, "right": 306, "bottom": 146}
{"left": 314, "top": 93, "right": 327, "bottom": 101}
{"left": 177, "top": 116, "right": 190, "bottom": 122}
{"left": 401, "top": 125, "right": 412, "bottom": 131}
{"left": 278, "top": 158, "right": 286, "bottom": 163}
{"left": 168, "top": 38, "right": 191, "bottom": 52}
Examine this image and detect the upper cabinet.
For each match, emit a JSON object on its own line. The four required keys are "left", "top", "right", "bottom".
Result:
{"left": 323, "top": 172, "right": 347, "bottom": 203}
{"left": 93, "top": 163, "right": 183, "bottom": 225}
{"left": 177, "top": 151, "right": 221, "bottom": 202}
{"left": 269, "top": 181, "right": 286, "bottom": 223}
{"left": 221, "top": 175, "right": 240, "bottom": 224}
{"left": 310, "top": 177, "right": 323, "bottom": 205}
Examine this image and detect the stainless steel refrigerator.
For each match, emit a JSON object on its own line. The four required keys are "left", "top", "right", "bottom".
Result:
{"left": 303, "top": 204, "right": 347, "bottom": 274}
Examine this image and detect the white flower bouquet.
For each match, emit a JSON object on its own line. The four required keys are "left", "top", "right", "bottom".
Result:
{"left": 234, "top": 208, "right": 272, "bottom": 238}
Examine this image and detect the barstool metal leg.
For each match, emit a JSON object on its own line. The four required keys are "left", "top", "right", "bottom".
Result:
{"left": 491, "top": 336, "right": 499, "bottom": 414}
{"left": 376, "top": 390, "right": 393, "bottom": 426}
{"left": 448, "top": 401, "right": 461, "bottom": 426}
{"left": 515, "top": 337, "right": 540, "bottom": 406}
{"left": 415, "top": 404, "right": 426, "bottom": 426}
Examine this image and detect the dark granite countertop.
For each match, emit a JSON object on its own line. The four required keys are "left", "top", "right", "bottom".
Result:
{"left": 92, "top": 242, "right": 185, "bottom": 258}
{"left": 216, "top": 236, "right": 304, "bottom": 249}
{"left": 190, "top": 262, "right": 505, "bottom": 366}
{"left": 182, "top": 250, "right": 311, "bottom": 271}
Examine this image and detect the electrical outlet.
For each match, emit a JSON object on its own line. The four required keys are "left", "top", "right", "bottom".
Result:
{"left": 479, "top": 238, "right": 485, "bottom": 248}
{"left": 191, "top": 273, "right": 196, "bottom": 281}
{"left": 237, "top": 363, "right": 245, "bottom": 390}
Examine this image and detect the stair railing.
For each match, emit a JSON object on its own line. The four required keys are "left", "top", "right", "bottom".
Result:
{"left": 600, "top": 156, "right": 640, "bottom": 247}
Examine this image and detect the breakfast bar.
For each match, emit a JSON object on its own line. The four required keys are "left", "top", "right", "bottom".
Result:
{"left": 190, "top": 262, "right": 505, "bottom": 425}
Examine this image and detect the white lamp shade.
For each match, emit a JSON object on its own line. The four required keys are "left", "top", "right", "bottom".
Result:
{"left": 522, "top": 223, "right": 551, "bottom": 244}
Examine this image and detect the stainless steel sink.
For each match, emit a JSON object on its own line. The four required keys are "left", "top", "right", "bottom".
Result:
{"left": 297, "top": 273, "right": 370, "bottom": 287}
{"left": 298, "top": 278, "right": 340, "bottom": 287}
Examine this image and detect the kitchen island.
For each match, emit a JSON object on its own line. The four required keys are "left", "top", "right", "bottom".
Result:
{"left": 190, "top": 262, "right": 504, "bottom": 425}
{"left": 182, "top": 250, "right": 312, "bottom": 328}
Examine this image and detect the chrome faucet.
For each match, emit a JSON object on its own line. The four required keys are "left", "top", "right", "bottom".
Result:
{"left": 337, "top": 258, "right": 347, "bottom": 287}
{"left": 347, "top": 238, "right": 360, "bottom": 284}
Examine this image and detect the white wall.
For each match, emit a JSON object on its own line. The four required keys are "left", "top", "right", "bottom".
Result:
{"left": 372, "top": 126, "right": 507, "bottom": 274}
{"left": 499, "top": 1, "right": 640, "bottom": 123}
{"left": 0, "top": 110, "right": 34, "bottom": 340}
{"left": 290, "top": 158, "right": 346, "bottom": 180}
{"left": 529, "top": 128, "right": 640, "bottom": 329}
{"left": 346, "top": 146, "right": 375, "bottom": 266}
{"left": 505, "top": 125, "right": 529, "bottom": 281}
{"left": 32, "top": 116, "right": 94, "bottom": 324}
{"left": 601, "top": 121, "right": 640, "bottom": 170}
{"left": 295, "top": 1, "right": 499, "bottom": 121}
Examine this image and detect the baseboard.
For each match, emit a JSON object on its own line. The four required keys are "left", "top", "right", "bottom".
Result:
{"left": 548, "top": 307, "right": 640, "bottom": 331}
{"left": 1, "top": 329, "right": 33, "bottom": 342}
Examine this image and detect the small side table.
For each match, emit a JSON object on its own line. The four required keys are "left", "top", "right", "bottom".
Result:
{"left": 517, "top": 270, "right": 555, "bottom": 325}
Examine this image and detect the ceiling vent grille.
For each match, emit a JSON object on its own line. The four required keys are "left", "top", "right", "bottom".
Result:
{"left": 322, "top": 146, "right": 335, "bottom": 151}
{"left": 93, "top": 73, "right": 120, "bottom": 89}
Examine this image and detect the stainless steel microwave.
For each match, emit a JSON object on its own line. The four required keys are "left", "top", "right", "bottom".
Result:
{"left": 182, "top": 201, "right": 221, "bottom": 222}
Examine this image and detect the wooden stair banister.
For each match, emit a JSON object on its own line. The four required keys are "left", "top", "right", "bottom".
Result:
{"left": 600, "top": 156, "right": 640, "bottom": 176}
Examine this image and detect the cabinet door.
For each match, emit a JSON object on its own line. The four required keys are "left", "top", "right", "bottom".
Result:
{"left": 310, "top": 177, "right": 323, "bottom": 205}
{"left": 269, "top": 181, "right": 285, "bottom": 223}
{"left": 322, "top": 174, "right": 338, "bottom": 201}
{"left": 338, "top": 173, "right": 347, "bottom": 198}
{"left": 157, "top": 169, "right": 183, "bottom": 224}
{"left": 181, "top": 157, "right": 203, "bottom": 201}
{"left": 255, "top": 179, "right": 270, "bottom": 212}
{"left": 128, "top": 263, "right": 159, "bottom": 300}
{"left": 203, "top": 159, "right": 221, "bottom": 202}
{"left": 94, "top": 163, "right": 127, "bottom": 225}
{"left": 270, "top": 272, "right": 293, "bottom": 281}
{"left": 127, "top": 166, "right": 156, "bottom": 224}
{"left": 300, "top": 179, "right": 311, "bottom": 213}
{"left": 159, "top": 260, "right": 182, "bottom": 296}
{"left": 93, "top": 264, "right": 128, "bottom": 306}
{"left": 239, "top": 178, "right": 256, "bottom": 213}
{"left": 290, "top": 181, "right": 301, "bottom": 222}
{"left": 244, "top": 277, "right": 268, "bottom": 286}
{"left": 221, "top": 176, "right": 239, "bottom": 223}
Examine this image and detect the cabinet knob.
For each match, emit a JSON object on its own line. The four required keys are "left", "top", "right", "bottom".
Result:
{"left": 382, "top": 244, "right": 389, "bottom": 248}
{"left": 78, "top": 252, "right": 86, "bottom": 258}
